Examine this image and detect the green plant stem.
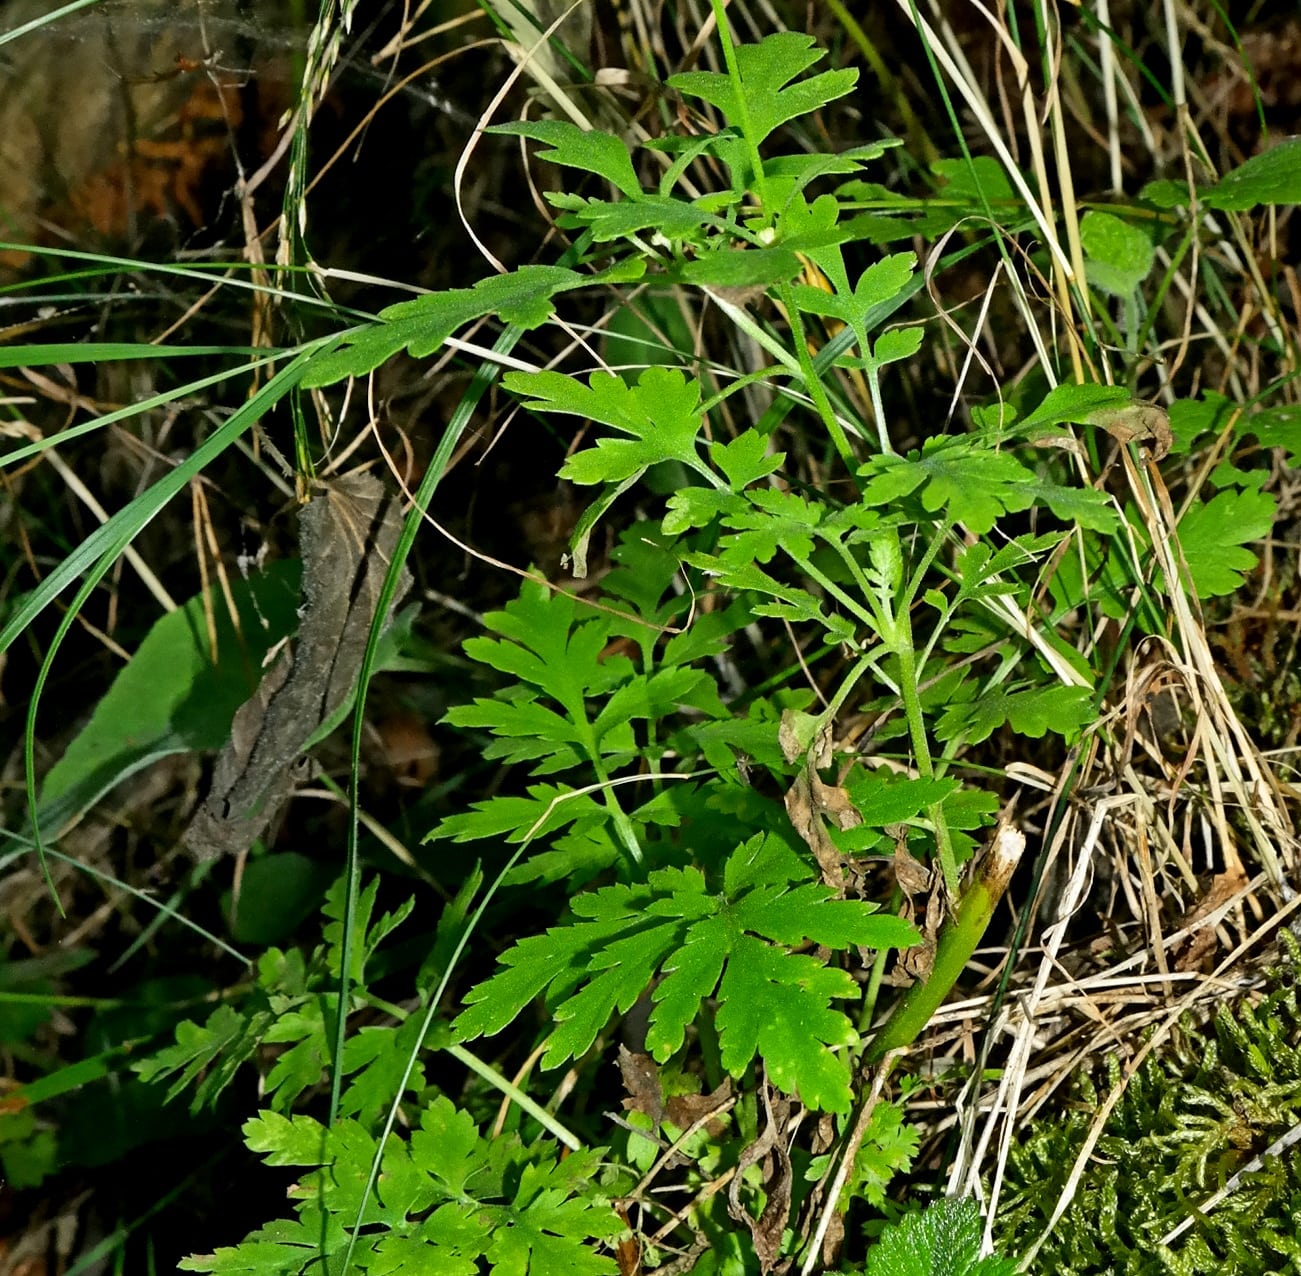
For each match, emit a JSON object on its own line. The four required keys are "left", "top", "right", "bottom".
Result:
{"left": 866, "top": 531, "right": 959, "bottom": 893}
{"left": 708, "top": 0, "right": 770, "bottom": 217}
{"left": 591, "top": 755, "right": 643, "bottom": 865}
{"left": 819, "top": 652, "right": 879, "bottom": 725}
{"left": 858, "top": 886, "right": 902, "bottom": 1032}
{"left": 864, "top": 819, "right": 1024, "bottom": 1064}
{"left": 778, "top": 282, "right": 862, "bottom": 479}
{"left": 447, "top": 1043, "right": 582, "bottom": 1150}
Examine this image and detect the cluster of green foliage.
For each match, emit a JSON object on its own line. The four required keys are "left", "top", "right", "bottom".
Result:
{"left": 4, "top": 5, "right": 1301, "bottom": 1273}
{"left": 995, "top": 936, "right": 1301, "bottom": 1274}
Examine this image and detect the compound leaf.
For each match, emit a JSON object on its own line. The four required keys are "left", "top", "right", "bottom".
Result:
{"left": 1173, "top": 487, "right": 1275, "bottom": 598}
{"left": 669, "top": 32, "right": 857, "bottom": 147}
{"left": 454, "top": 833, "right": 916, "bottom": 1114}
{"left": 859, "top": 439, "right": 1037, "bottom": 533}
{"left": 490, "top": 120, "right": 642, "bottom": 197}
{"left": 505, "top": 367, "right": 711, "bottom": 486}
{"left": 182, "top": 1099, "right": 621, "bottom": 1275}
{"left": 936, "top": 683, "right": 1094, "bottom": 746}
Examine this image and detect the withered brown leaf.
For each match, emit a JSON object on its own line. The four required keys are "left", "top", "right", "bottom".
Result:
{"left": 184, "top": 472, "right": 412, "bottom": 862}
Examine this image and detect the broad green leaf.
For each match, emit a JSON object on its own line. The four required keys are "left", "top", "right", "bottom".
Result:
{"left": 710, "top": 429, "right": 784, "bottom": 488}
{"left": 954, "top": 533, "right": 1065, "bottom": 600}
{"left": 765, "top": 143, "right": 901, "bottom": 208}
{"left": 859, "top": 439, "right": 1038, "bottom": 533}
{"left": 663, "top": 487, "right": 745, "bottom": 535}
{"left": 223, "top": 853, "right": 333, "bottom": 947}
{"left": 679, "top": 246, "right": 802, "bottom": 288}
{"left": 242, "top": 1110, "right": 327, "bottom": 1168}
{"left": 791, "top": 252, "right": 916, "bottom": 346}
{"left": 1140, "top": 178, "right": 1192, "bottom": 209}
{"left": 601, "top": 523, "right": 689, "bottom": 624}
{"left": 489, "top": 120, "right": 642, "bottom": 197}
{"left": 339, "top": 1017, "right": 432, "bottom": 1127}
{"left": 460, "top": 579, "right": 619, "bottom": 712}
{"left": 865, "top": 1197, "right": 1020, "bottom": 1276}
{"left": 844, "top": 772, "right": 959, "bottom": 825}
{"left": 1204, "top": 137, "right": 1301, "bottom": 210}
{"left": 1007, "top": 477, "right": 1117, "bottom": 532}
{"left": 713, "top": 486, "right": 825, "bottom": 563}
{"left": 936, "top": 683, "right": 1095, "bottom": 745}
{"left": 501, "top": 822, "right": 623, "bottom": 889}
{"left": 713, "top": 937, "right": 859, "bottom": 1110}
{"left": 0, "top": 1111, "right": 57, "bottom": 1190}
{"left": 262, "top": 1003, "right": 329, "bottom": 1111}
{"left": 32, "top": 562, "right": 300, "bottom": 840}
{"left": 454, "top": 833, "right": 917, "bottom": 1114}
{"left": 603, "top": 289, "right": 698, "bottom": 375}
{"left": 1138, "top": 142, "right": 1301, "bottom": 212}
{"left": 1168, "top": 391, "right": 1237, "bottom": 454}
{"left": 1080, "top": 210, "right": 1155, "bottom": 297}
{"left": 872, "top": 326, "right": 925, "bottom": 366}
{"left": 552, "top": 191, "right": 718, "bottom": 242}
{"left": 668, "top": 32, "right": 857, "bottom": 147}
{"left": 1246, "top": 403, "right": 1301, "bottom": 464}
{"left": 504, "top": 367, "right": 710, "bottom": 486}
{"left": 931, "top": 155, "right": 1017, "bottom": 205}
{"left": 1172, "top": 487, "right": 1275, "bottom": 597}
{"left": 430, "top": 784, "right": 607, "bottom": 845}
{"left": 1015, "top": 383, "right": 1132, "bottom": 434}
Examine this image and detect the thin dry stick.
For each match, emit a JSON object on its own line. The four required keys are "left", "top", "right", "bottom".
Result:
{"left": 977, "top": 795, "right": 1134, "bottom": 1251}
{"left": 1129, "top": 452, "right": 1296, "bottom": 888}
{"left": 800, "top": 1059, "right": 897, "bottom": 1276}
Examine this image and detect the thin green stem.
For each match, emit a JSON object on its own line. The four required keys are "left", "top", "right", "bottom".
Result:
{"left": 708, "top": 0, "right": 770, "bottom": 216}
{"left": 779, "top": 283, "right": 861, "bottom": 479}
{"left": 891, "top": 616, "right": 959, "bottom": 894}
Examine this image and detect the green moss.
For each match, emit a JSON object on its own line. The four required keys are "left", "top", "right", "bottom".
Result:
{"left": 994, "top": 934, "right": 1301, "bottom": 1274}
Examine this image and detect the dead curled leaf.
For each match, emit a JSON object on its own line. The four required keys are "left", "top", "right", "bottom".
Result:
{"left": 1174, "top": 865, "right": 1249, "bottom": 972}
{"left": 1087, "top": 399, "right": 1173, "bottom": 461}
{"left": 727, "top": 1086, "right": 792, "bottom": 1275}
{"left": 891, "top": 841, "right": 944, "bottom": 983}
{"left": 780, "top": 709, "right": 859, "bottom": 890}
{"left": 617, "top": 1045, "right": 664, "bottom": 1125}
{"left": 184, "top": 472, "right": 412, "bottom": 862}
{"left": 783, "top": 770, "right": 860, "bottom": 891}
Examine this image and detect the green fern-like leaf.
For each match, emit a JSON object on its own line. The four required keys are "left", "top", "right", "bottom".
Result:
{"left": 1171, "top": 486, "right": 1275, "bottom": 598}
{"left": 454, "top": 832, "right": 917, "bottom": 1114}
{"left": 506, "top": 366, "right": 714, "bottom": 488}
{"left": 488, "top": 120, "right": 643, "bottom": 197}
{"left": 131, "top": 949, "right": 300, "bottom": 1113}
{"left": 859, "top": 437, "right": 1115, "bottom": 534}
{"left": 935, "top": 683, "right": 1096, "bottom": 745}
{"left": 668, "top": 32, "right": 857, "bottom": 148}
{"left": 135, "top": 880, "right": 419, "bottom": 1116}
{"left": 179, "top": 1098, "right": 624, "bottom": 1275}
{"left": 429, "top": 568, "right": 730, "bottom": 855}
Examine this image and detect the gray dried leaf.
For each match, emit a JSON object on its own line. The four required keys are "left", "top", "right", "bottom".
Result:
{"left": 184, "top": 472, "right": 412, "bottom": 862}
